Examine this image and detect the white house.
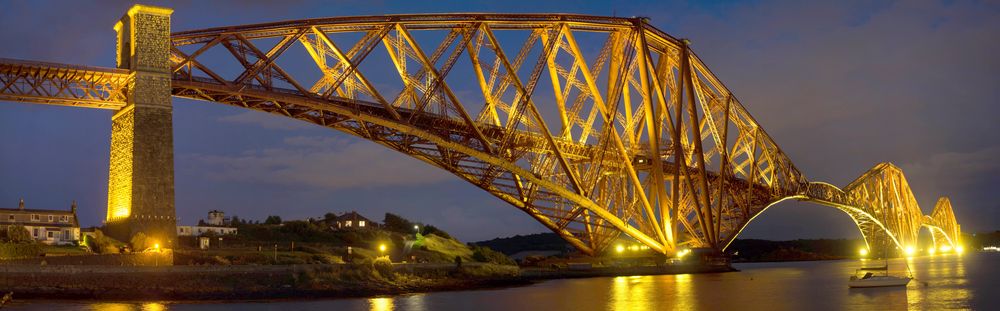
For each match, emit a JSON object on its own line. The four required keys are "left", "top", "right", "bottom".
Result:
{"left": 0, "top": 199, "right": 80, "bottom": 245}
{"left": 177, "top": 210, "right": 237, "bottom": 237}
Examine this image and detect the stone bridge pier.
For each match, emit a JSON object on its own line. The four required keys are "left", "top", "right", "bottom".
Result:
{"left": 104, "top": 5, "right": 176, "bottom": 247}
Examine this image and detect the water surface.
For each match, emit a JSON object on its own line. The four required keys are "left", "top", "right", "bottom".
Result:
{"left": 8, "top": 252, "right": 997, "bottom": 310}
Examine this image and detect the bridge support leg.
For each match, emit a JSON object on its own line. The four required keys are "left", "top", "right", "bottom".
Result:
{"left": 105, "top": 5, "right": 177, "bottom": 248}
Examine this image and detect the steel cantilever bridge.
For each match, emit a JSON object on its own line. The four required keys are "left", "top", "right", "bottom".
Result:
{"left": 0, "top": 5, "right": 962, "bottom": 256}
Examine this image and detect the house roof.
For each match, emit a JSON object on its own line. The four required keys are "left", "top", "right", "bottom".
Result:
{"left": 0, "top": 206, "right": 79, "bottom": 227}
{"left": 0, "top": 208, "right": 75, "bottom": 215}
{"left": 334, "top": 211, "right": 375, "bottom": 223}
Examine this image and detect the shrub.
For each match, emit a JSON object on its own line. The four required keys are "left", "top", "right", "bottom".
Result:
{"left": 0, "top": 243, "right": 41, "bottom": 259}
{"left": 471, "top": 245, "right": 517, "bottom": 266}
{"left": 130, "top": 232, "right": 150, "bottom": 251}
{"left": 85, "top": 229, "right": 123, "bottom": 254}
{"left": 1, "top": 225, "right": 32, "bottom": 243}
{"left": 372, "top": 255, "right": 394, "bottom": 279}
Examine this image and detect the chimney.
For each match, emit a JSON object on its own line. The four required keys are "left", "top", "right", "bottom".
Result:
{"left": 18, "top": 198, "right": 24, "bottom": 210}
{"left": 71, "top": 200, "right": 78, "bottom": 214}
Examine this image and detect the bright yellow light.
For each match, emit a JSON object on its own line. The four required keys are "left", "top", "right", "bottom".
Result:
{"left": 107, "top": 111, "right": 135, "bottom": 221}
{"left": 956, "top": 246, "right": 965, "bottom": 254}
{"left": 904, "top": 246, "right": 916, "bottom": 256}
{"left": 928, "top": 248, "right": 935, "bottom": 255}
{"left": 859, "top": 248, "right": 869, "bottom": 257}
{"left": 677, "top": 249, "right": 691, "bottom": 258}
{"left": 940, "top": 245, "right": 952, "bottom": 252}
{"left": 378, "top": 244, "right": 387, "bottom": 252}
{"left": 154, "top": 243, "right": 160, "bottom": 251}
{"left": 615, "top": 244, "right": 625, "bottom": 253}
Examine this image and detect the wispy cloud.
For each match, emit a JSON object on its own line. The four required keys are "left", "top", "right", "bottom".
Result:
{"left": 901, "top": 146, "right": 1000, "bottom": 189}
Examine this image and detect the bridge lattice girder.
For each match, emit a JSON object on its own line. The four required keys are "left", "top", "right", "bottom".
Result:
{"left": 802, "top": 163, "right": 960, "bottom": 253}
{"left": 0, "top": 58, "right": 130, "bottom": 109}
{"left": 165, "top": 14, "right": 811, "bottom": 254}
{"left": 0, "top": 13, "right": 963, "bottom": 256}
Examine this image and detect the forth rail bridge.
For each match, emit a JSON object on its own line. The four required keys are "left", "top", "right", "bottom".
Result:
{"left": 0, "top": 5, "right": 962, "bottom": 258}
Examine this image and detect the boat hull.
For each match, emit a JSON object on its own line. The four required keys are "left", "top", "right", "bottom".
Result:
{"left": 848, "top": 276, "right": 911, "bottom": 288}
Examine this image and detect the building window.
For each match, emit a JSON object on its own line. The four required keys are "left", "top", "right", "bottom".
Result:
{"left": 61, "top": 216, "right": 68, "bottom": 222}
{"left": 359, "top": 221, "right": 366, "bottom": 227}
{"left": 31, "top": 214, "right": 39, "bottom": 222}
{"left": 47, "top": 231, "right": 54, "bottom": 239}
{"left": 346, "top": 220, "right": 353, "bottom": 227}
{"left": 64, "top": 230, "right": 70, "bottom": 240}
{"left": 7, "top": 215, "right": 12, "bottom": 221}
{"left": 48, "top": 215, "right": 54, "bottom": 222}
{"left": 33, "top": 228, "right": 39, "bottom": 237}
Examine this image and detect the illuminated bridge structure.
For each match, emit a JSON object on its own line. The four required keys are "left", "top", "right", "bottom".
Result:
{"left": 0, "top": 5, "right": 962, "bottom": 256}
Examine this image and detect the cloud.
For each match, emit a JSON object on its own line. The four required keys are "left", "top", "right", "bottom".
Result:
{"left": 180, "top": 135, "right": 454, "bottom": 190}
{"left": 217, "top": 111, "right": 315, "bottom": 130}
{"left": 901, "top": 146, "right": 1000, "bottom": 189}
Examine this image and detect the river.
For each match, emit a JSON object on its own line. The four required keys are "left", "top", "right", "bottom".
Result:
{"left": 7, "top": 252, "right": 997, "bottom": 310}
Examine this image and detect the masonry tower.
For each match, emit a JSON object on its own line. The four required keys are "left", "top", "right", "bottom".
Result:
{"left": 105, "top": 4, "right": 176, "bottom": 247}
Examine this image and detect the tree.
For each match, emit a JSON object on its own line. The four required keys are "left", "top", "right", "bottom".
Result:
{"left": 230, "top": 215, "right": 241, "bottom": 226}
{"left": 264, "top": 215, "right": 283, "bottom": 225}
{"left": 130, "top": 232, "right": 150, "bottom": 251}
{"left": 383, "top": 213, "right": 416, "bottom": 233}
{"left": 324, "top": 212, "right": 337, "bottom": 223}
{"left": 422, "top": 225, "right": 453, "bottom": 240}
{"left": 1, "top": 225, "right": 32, "bottom": 243}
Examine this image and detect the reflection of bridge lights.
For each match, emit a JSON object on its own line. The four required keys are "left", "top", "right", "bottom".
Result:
{"left": 928, "top": 248, "right": 935, "bottom": 255}
{"left": 983, "top": 246, "right": 1000, "bottom": 252}
{"left": 956, "top": 246, "right": 965, "bottom": 254}
{"left": 859, "top": 248, "right": 869, "bottom": 257}
{"left": 904, "top": 246, "right": 916, "bottom": 256}
{"left": 940, "top": 245, "right": 952, "bottom": 252}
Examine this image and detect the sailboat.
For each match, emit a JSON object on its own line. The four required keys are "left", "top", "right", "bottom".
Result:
{"left": 848, "top": 252, "right": 911, "bottom": 288}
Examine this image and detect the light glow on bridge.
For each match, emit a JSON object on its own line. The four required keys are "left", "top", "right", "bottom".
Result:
{"left": 0, "top": 7, "right": 966, "bottom": 257}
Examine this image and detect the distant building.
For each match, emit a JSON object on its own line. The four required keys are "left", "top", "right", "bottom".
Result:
{"left": 0, "top": 199, "right": 80, "bottom": 245}
{"left": 330, "top": 211, "right": 377, "bottom": 230}
{"left": 206, "top": 210, "right": 227, "bottom": 226}
{"left": 177, "top": 210, "right": 237, "bottom": 237}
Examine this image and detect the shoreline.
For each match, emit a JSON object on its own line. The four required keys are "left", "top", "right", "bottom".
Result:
{"left": 0, "top": 262, "right": 733, "bottom": 302}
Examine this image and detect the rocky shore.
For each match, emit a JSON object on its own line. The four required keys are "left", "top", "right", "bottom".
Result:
{"left": 0, "top": 261, "right": 735, "bottom": 301}
{"left": 0, "top": 263, "right": 525, "bottom": 300}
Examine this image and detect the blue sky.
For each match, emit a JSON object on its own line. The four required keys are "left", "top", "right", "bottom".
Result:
{"left": 1, "top": 0, "right": 998, "bottom": 242}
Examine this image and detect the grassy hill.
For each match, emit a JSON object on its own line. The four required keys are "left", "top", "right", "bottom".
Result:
{"left": 175, "top": 213, "right": 514, "bottom": 266}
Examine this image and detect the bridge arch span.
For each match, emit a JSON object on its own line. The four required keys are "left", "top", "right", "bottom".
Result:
{"left": 0, "top": 7, "right": 964, "bottom": 256}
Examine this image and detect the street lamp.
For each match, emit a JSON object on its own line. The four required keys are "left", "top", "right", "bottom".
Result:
{"left": 379, "top": 243, "right": 387, "bottom": 253}
{"left": 615, "top": 244, "right": 625, "bottom": 254}
{"left": 859, "top": 248, "right": 868, "bottom": 257}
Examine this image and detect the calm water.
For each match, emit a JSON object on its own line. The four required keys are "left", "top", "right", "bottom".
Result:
{"left": 8, "top": 253, "right": 998, "bottom": 310}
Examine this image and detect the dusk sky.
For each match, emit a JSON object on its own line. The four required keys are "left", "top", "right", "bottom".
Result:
{"left": 1, "top": 0, "right": 997, "bottom": 243}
